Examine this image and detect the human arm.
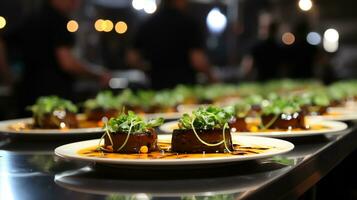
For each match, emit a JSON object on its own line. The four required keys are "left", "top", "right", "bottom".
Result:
{"left": 125, "top": 48, "right": 149, "bottom": 71}
{"left": 55, "top": 47, "right": 111, "bottom": 86}
{"left": 240, "top": 54, "right": 254, "bottom": 78}
{"left": 189, "top": 49, "right": 218, "bottom": 83}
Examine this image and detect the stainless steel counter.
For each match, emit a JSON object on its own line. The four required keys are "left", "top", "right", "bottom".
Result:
{"left": 0, "top": 123, "right": 356, "bottom": 200}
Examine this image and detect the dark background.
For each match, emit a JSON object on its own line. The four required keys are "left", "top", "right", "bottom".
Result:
{"left": 1, "top": 0, "right": 357, "bottom": 119}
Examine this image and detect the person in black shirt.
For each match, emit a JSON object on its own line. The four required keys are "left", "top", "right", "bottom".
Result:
{"left": 283, "top": 20, "right": 318, "bottom": 79}
{"left": 240, "top": 12, "right": 283, "bottom": 81}
{"left": 0, "top": 0, "right": 110, "bottom": 116}
{"left": 250, "top": 21, "right": 282, "bottom": 81}
{"left": 127, "top": 0, "right": 217, "bottom": 90}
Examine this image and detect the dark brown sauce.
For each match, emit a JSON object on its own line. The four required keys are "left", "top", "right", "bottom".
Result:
{"left": 77, "top": 142, "right": 274, "bottom": 160}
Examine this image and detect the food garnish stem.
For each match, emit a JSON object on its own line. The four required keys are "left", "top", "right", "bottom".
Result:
{"left": 190, "top": 118, "right": 224, "bottom": 146}
{"left": 98, "top": 123, "right": 114, "bottom": 151}
{"left": 222, "top": 123, "right": 231, "bottom": 153}
{"left": 260, "top": 114, "right": 279, "bottom": 130}
{"left": 116, "top": 119, "right": 135, "bottom": 151}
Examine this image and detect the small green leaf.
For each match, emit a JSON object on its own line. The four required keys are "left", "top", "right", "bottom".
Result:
{"left": 105, "top": 112, "right": 164, "bottom": 134}
{"left": 178, "top": 106, "right": 233, "bottom": 130}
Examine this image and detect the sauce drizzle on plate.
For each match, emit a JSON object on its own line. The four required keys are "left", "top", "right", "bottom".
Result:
{"left": 77, "top": 142, "right": 275, "bottom": 160}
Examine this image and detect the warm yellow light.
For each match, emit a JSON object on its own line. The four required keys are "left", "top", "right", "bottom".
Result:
{"left": 282, "top": 32, "right": 295, "bottom": 45}
{"left": 0, "top": 16, "right": 6, "bottom": 29}
{"left": 115, "top": 21, "right": 128, "bottom": 34}
{"left": 67, "top": 20, "right": 79, "bottom": 32}
{"left": 94, "top": 19, "right": 105, "bottom": 32}
{"left": 298, "top": 0, "right": 313, "bottom": 11}
{"left": 103, "top": 20, "right": 114, "bottom": 32}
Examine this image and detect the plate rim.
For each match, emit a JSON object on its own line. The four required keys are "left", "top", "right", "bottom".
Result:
{"left": 54, "top": 135, "right": 294, "bottom": 166}
{"left": 308, "top": 114, "right": 357, "bottom": 121}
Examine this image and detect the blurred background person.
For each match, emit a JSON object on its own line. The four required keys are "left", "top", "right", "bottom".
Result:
{"left": 283, "top": 19, "right": 318, "bottom": 79}
{"left": 0, "top": 0, "right": 111, "bottom": 116}
{"left": 0, "top": 37, "right": 13, "bottom": 87}
{"left": 126, "top": 0, "right": 217, "bottom": 90}
{"left": 240, "top": 12, "right": 282, "bottom": 81}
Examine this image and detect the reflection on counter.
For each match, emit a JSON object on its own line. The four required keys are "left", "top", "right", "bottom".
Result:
{"left": 54, "top": 158, "right": 293, "bottom": 198}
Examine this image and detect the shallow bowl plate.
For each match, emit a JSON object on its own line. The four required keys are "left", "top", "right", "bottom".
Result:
{"left": 55, "top": 135, "right": 294, "bottom": 166}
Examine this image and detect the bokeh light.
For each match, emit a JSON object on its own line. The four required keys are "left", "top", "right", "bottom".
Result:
{"left": 206, "top": 8, "right": 227, "bottom": 34}
{"left": 306, "top": 32, "right": 321, "bottom": 45}
{"left": 94, "top": 19, "right": 105, "bottom": 32}
{"left": 323, "top": 39, "right": 338, "bottom": 52}
{"left": 144, "top": 0, "right": 157, "bottom": 14}
{"left": 282, "top": 32, "right": 295, "bottom": 45}
{"left": 324, "top": 28, "right": 339, "bottom": 42}
{"left": 132, "top": 0, "right": 157, "bottom": 14}
{"left": 0, "top": 16, "right": 6, "bottom": 29}
{"left": 66, "top": 20, "right": 79, "bottom": 33}
{"left": 94, "top": 19, "right": 114, "bottom": 32}
{"left": 103, "top": 20, "right": 114, "bottom": 32}
{"left": 115, "top": 21, "right": 128, "bottom": 34}
{"left": 323, "top": 28, "right": 339, "bottom": 52}
{"left": 132, "top": 0, "right": 145, "bottom": 10}
{"left": 298, "top": 0, "right": 313, "bottom": 11}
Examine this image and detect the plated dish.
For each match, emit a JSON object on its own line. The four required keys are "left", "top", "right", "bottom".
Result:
{"left": 234, "top": 120, "right": 347, "bottom": 137}
{"left": 160, "top": 120, "right": 347, "bottom": 138}
{"left": 0, "top": 96, "right": 103, "bottom": 136}
{"left": 0, "top": 117, "right": 103, "bottom": 135}
{"left": 161, "top": 98, "right": 348, "bottom": 138}
{"left": 55, "top": 109, "right": 294, "bottom": 165}
{"left": 5, "top": 79, "right": 357, "bottom": 137}
{"left": 84, "top": 91, "right": 121, "bottom": 122}
{"left": 55, "top": 135, "right": 294, "bottom": 165}
{"left": 27, "top": 96, "right": 80, "bottom": 129}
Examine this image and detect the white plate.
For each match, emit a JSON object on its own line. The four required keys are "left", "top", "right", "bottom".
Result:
{"left": 54, "top": 135, "right": 294, "bottom": 166}
{"left": 328, "top": 107, "right": 357, "bottom": 114}
{"left": 0, "top": 118, "right": 103, "bottom": 136}
{"left": 159, "top": 120, "right": 348, "bottom": 138}
{"left": 307, "top": 113, "right": 357, "bottom": 121}
{"left": 159, "top": 121, "right": 181, "bottom": 133}
{"left": 308, "top": 106, "right": 357, "bottom": 121}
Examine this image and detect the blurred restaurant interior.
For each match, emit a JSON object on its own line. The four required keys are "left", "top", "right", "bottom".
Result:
{"left": 0, "top": 0, "right": 357, "bottom": 118}
{"left": 1, "top": 0, "right": 357, "bottom": 200}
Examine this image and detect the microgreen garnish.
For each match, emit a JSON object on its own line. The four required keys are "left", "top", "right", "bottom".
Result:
{"left": 233, "top": 101, "right": 251, "bottom": 118}
{"left": 84, "top": 91, "right": 120, "bottom": 110}
{"left": 178, "top": 106, "right": 234, "bottom": 152}
{"left": 28, "top": 96, "right": 78, "bottom": 117}
{"left": 260, "top": 98, "right": 301, "bottom": 130}
{"left": 99, "top": 111, "right": 164, "bottom": 151}
{"left": 178, "top": 106, "right": 234, "bottom": 130}
{"left": 261, "top": 98, "right": 301, "bottom": 116}
{"left": 293, "top": 91, "right": 330, "bottom": 107}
